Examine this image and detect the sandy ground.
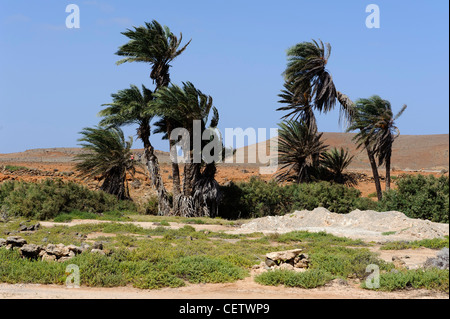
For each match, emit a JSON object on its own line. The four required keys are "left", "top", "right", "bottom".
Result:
{"left": 0, "top": 271, "right": 447, "bottom": 299}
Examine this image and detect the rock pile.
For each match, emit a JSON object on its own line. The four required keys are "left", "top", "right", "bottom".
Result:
{"left": 424, "top": 248, "right": 449, "bottom": 270}
{"left": 0, "top": 236, "right": 105, "bottom": 262}
{"left": 253, "top": 249, "right": 310, "bottom": 273}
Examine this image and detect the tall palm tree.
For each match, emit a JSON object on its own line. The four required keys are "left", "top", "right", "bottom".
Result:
{"left": 115, "top": 20, "right": 191, "bottom": 214}
{"left": 283, "top": 39, "right": 354, "bottom": 125}
{"left": 348, "top": 95, "right": 406, "bottom": 192}
{"left": 276, "top": 120, "right": 328, "bottom": 183}
{"left": 152, "top": 82, "right": 221, "bottom": 217}
{"left": 98, "top": 84, "right": 171, "bottom": 214}
{"left": 74, "top": 126, "right": 136, "bottom": 200}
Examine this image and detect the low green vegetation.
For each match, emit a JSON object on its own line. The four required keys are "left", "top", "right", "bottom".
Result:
{"left": 380, "top": 236, "right": 449, "bottom": 250}
{"left": 362, "top": 269, "right": 449, "bottom": 293}
{"left": 3, "top": 165, "right": 29, "bottom": 172}
{"left": 0, "top": 179, "right": 136, "bottom": 220}
{"left": 378, "top": 174, "right": 449, "bottom": 223}
{"left": 219, "top": 177, "right": 377, "bottom": 219}
{"left": 0, "top": 215, "right": 447, "bottom": 292}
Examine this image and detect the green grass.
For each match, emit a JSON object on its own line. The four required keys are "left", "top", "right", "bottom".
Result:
{"left": 380, "top": 236, "right": 449, "bottom": 250}
{"left": 4, "top": 165, "right": 29, "bottom": 172}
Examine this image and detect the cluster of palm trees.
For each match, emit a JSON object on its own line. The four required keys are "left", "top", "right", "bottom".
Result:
{"left": 76, "top": 20, "right": 222, "bottom": 217}
{"left": 75, "top": 22, "right": 405, "bottom": 215}
{"left": 276, "top": 39, "right": 406, "bottom": 200}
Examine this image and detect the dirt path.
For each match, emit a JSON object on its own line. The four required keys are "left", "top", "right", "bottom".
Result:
{"left": 0, "top": 272, "right": 447, "bottom": 299}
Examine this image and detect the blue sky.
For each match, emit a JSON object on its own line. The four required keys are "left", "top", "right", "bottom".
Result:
{"left": 0, "top": 0, "right": 448, "bottom": 153}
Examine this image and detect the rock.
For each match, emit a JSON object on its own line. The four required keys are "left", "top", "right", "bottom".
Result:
{"left": 92, "top": 242, "right": 104, "bottom": 250}
{"left": 42, "top": 237, "right": 48, "bottom": 243}
{"left": 19, "top": 244, "right": 43, "bottom": 259}
{"left": 277, "top": 263, "right": 295, "bottom": 271}
{"left": 265, "top": 258, "right": 277, "bottom": 268}
{"left": 266, "top": 249, "right": 303, "bottom": 262}
{"left": 66, "top": 245, "right": 83, "bottom": 255}
{"left": 91, "top": 249, "right": 106, "bottom": 255}
{"left": 392, "top": 256, "right": 407, "bottom": 269}
{"left": 41, "top": 253, "right": 57, "bottom": 262}
{"left": 6, "top": 236, "right": 27, "bottom": 248}
{"left": 19, "top": 225, "right": 28, "bottom": 232}
{"left": 0, "top": 238, "right": 6, "bottom": 247}
{"left": 424, "top": 248, "right": 449, "bottom": 270}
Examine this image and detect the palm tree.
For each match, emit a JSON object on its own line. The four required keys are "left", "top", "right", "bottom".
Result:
{"left": 115, "top": 20, "right": 191, "bottom": 214}
{"left": 283, "top": 39, "right": 354, "bottom": 125}
{"left": 276, "top": 120, "right": 328, "bottom": 183}
{"left": 277, "top": 81, "right": 317, "bottom": 132}
{"left": 320, "top": 147, "right": 355, "bottom": 184}
{"left": 348, "top": 95, "right": 406, "bottom": 192}
{"left": 116, "top": 20, "right": 191, "bottom": 89}
{"left": 152, "top": 82, "right": 222, "bottom": 217}
{"left": 98, "top": 84, "right": 171, "bottom": 214}
{"left": 74, "top": 126, "right": 136, "bottom": 200}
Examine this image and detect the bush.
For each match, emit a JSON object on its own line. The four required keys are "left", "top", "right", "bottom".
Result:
{"left": 219, "top": 177, "right": 376, "bottom": 219}
{"left": 378, "top": 174, "right": 449, "bottom": 223}
{"left": 0, "top": 179, "right": 136, "bottom": 220}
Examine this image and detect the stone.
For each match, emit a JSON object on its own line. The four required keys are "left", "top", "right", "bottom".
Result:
{"left": 392, "top": 256, "right": 407, "bottom": 269}
{"left": 19, "top": 244, "right": 43, "bottom": 259}
{"left": 41, "top": 253, "right": 57, "bottom": 262}
{"left": 277, "top": 263, "right": 295, "bottom": 271}
{"left": 265, "top": 258, "right": 277, "bottom": 268}
{"left": 92, "top": 242, "right": 103, "bottom": 250}
{"left": 6, "top": 236, "right": 27, "bottom": 248}
{"left": 66, "top": 245, "right": 83, "bottom": 255}
{"left": 0, "top": 238, "right": 6, "bottom": 247}
{"left": 266, "top": 249, "right": 303, "bottom": 262}
{"left": 91, "top": 249, "right": 106, "bottom": 255}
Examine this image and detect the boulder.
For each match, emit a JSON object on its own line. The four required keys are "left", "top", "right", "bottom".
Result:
{"left": 19, "top": 244, "right": 43, "bottom": 259}
{"left": 6, "top": 236, "right": 27, "bottom": 248}
{"left": 266, "top": 249, "right": 303, "bottom": 262}
{"left": 0, "top": 238, "right": 6, "bottom": 247}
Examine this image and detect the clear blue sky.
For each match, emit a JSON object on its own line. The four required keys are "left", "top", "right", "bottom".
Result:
{"left": 0, "top": 0, "right": 448, "bottom": 153}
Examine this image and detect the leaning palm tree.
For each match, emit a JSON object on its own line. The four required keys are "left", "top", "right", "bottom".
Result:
{"left": 116, "top": 20, "right": 191, "bottom": 89}
{"left": 283, "top": 39, "right": 354, "bottom": 125}
{"left": 320, "top": 147, "right": 355, "bottom": 184}
{"left": 349, "top": 95, "right": 406, "bottom": 191}
{"left": 152, "top": 82, "right": 222, "bottom": 217}
{"left": 74, "top": 126, "right": 136, "bottom": 200}
{"left": 98, "top": 84, "right": 171, "bottom": 214}
{"left": 115, "top": 20, "right": 191, "bottom": 210}
{"left": 276, "top": 120, "right": 328, "bottom": 183}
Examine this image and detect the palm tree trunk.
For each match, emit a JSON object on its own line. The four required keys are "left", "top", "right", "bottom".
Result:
{"left": 385, "top": 150, "right": 392, "bottom": 191}
{"left": 365, "top": 143, "right": 383, "bottom": 201}
{"left": 169, "top": 139, "right": 182, "bottom": 198}
{"left": 143, "top": 143, "right": 171, "bottom": 215}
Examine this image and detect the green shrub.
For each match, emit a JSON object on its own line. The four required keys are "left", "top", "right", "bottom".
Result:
{"left": 0, "top": 179, "right": 136, "bottom": 220}
{"left": 219, "top": 177, "right": 377, "bottom": 219}
{"left": 378, "top": 174, "right": 449, "bottom": 223}
{"left": 254, "top": 269, "right": 334, "bottom": 288}
{"left": 363, "top": 269, "right": 449, "bottom": 292}
{"left": 169, "top": 256, "right": 247, "bottom": 284}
